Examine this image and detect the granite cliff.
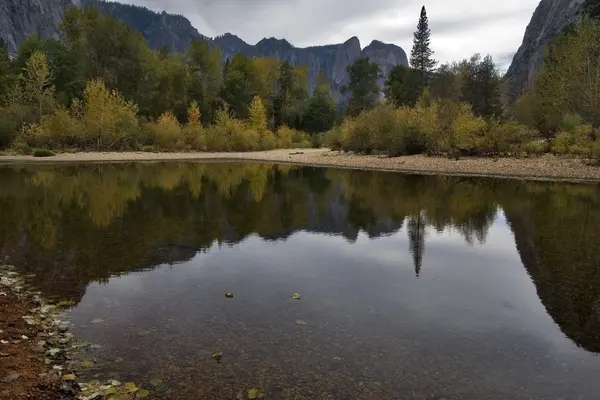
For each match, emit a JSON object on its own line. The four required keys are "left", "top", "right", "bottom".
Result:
{"left": 504, "top": 0, "right": 585, "bottom": 102}
{"left": 0, "top": 0, "right": 81, "bottom": 56}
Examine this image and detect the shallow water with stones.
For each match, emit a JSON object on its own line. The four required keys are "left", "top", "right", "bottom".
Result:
{"left": 1, "top": 162, "right": 600, "bottom": 400}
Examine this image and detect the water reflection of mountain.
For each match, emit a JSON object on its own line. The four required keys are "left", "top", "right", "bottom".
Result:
{"left": 0, "top": 163, "right": 599, "bottom": 353}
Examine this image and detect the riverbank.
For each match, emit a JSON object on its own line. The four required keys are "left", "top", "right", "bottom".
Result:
{"left": 1, "top": 149, "right": 600, "bottom": 182}
{"left": 0, "top": 270, "right": 73, "bottom": 400}
{"left": 0, "top": 266, "right": 150, "bottom": 400}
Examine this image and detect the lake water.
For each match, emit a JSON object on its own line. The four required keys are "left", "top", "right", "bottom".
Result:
{"left": 1, "top": 162, "right": 600, "bottom": 399}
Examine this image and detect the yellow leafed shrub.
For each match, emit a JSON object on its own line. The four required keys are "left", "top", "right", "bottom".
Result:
{"left": 152, "top": 111, "right": 182, "bottom": 150}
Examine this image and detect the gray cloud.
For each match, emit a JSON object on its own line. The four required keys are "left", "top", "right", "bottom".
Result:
{"left": 121, "top": 0, "right": 539, "bottom": 68}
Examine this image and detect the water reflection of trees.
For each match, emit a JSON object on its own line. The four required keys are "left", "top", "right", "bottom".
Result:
{"left": 0, "top": 164, "right": 600, "bottom": 352}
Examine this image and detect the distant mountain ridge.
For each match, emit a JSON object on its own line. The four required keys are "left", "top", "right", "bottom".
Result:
{"left": 86, "top": 0, "right": 408, "bottom": 94}
{"left": 0, "top": 0, "right": 408, "bottom": 97}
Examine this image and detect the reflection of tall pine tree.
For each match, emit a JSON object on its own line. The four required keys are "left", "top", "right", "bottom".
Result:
{"left": 407, "top": 212, "right": 427, "bottom": 277}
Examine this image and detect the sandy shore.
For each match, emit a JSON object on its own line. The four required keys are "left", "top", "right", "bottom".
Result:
{"left": 1, "top": 148, "right": 600, "bottom": 182}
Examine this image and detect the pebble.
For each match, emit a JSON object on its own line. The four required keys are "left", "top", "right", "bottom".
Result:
{"left": 1, "top": 373, "right": 21, "bottom": 383}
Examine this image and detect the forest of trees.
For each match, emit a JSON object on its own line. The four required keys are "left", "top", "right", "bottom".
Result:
{"left": 1, "top": 5, "right": 600, "bottom": 161}
{"left": 328, "top": 5, "right": 600, "bottom": 163}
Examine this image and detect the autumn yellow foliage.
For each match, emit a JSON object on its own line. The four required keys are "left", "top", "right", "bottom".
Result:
{"left": 326, "top": 100, "right": 537, "bottom": 157}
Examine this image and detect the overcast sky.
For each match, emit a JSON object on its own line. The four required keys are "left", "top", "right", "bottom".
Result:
{"left": 120, "top": 0, "right": 540, "bottom": 71}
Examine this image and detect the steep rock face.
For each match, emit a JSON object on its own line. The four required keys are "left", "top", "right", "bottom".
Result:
{"left": 0, "top": 0, "right": 81, "bottom": 56}
{"left": 362, "top": 40, "right": 409, "bottom": 97}
{"left": 504, "top": 0, "right": 584, "bottom": 102}
{"left": 84, "top": 0, "right": 209, "bottom": 53}
{"left": 214, "top": 35, "right": 365, "bottom": 94}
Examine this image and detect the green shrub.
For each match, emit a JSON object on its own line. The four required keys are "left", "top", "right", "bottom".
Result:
{"left": 591, "top": 141, "right": 600, "bottom": 165}
{"left": 141, "top": 145, "right": 156, "bottom": 153}
{"left": 259, "top": 130, "right": 278, "bottom": 150}
{"left": 523, "top": 140, "right": 547, "bottom": 156}
{"left": 552, "top": 132, "right": 571, "bottom": 155}
{"left": 276, "top": 125, "right": 294, "bottom": 149}
{"left": 0, "top": 113, "right": 17, "bottom": 149}
{"left": 323, "top": 125, "right": 345, "bottom": 150}
{"left": 12, "top": 141, "right": 32, "bottom": 155}
{"left": 311, "top": 133, "right": 322, "bottom": 149}
{"left": 32, "top": 148, "right": 56, "bottom": 157}
{"left": 560, "top": 113, "right": 584, "bottom": 133}
{"left": 483, "top": 120, "right": 537, "bottom": 156}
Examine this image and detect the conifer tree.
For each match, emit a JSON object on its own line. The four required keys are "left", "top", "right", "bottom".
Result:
{"left": 410, "top": 6, "right": 437, "bottom": 81}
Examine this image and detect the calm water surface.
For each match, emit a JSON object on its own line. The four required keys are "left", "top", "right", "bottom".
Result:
{"left": 1, "top": 163, "right": 600, "bottom": 399}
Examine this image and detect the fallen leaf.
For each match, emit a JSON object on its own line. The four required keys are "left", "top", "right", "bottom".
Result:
{"left": 124, "top": 382, "right": 138, "bottom": 393}
{"left": 102, "top": 386, "right": 117, "bottom": 395}
{"left": 149, "top": 377, "right": 162, "bottom": 387}
{"left": 62, "top": 374, "right": 76, "bottom": 381}
{"left": 137, "top": 389, "right": 150, "bottom": 398}
{"left": 295, "top": 319, "right": 307, "bottom": 325}
{"left": 90, "top": 319, "right": 104, "bottom": 324}
{"left": 224, "top": 292, "right": 234, "bottom": 298}
{"left": 292, "top": 292, "right": 301, "bottom": 300}
{"left": 212, "top": 351, "right": 222, "bottom": 363}
{"left": 247, "top": 387, "right": 264, "bottom": 399}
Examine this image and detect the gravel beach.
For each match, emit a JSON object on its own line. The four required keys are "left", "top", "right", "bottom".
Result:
{"left": 1, "top": 148, "right": 600, "bottom": 182}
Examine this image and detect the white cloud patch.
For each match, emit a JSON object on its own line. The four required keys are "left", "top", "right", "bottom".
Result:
{"left": 119, "top": 0, "right": 540, "bottom": 71}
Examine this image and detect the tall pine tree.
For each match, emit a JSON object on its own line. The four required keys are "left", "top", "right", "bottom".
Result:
{"left": 410, "top": 6, "right": 436, "bottom": 82}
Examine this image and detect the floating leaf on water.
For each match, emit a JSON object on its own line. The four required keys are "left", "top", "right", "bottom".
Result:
{"left": 79, "top": 359, "right": 95, "bottom": 368}
{"left": 124, "top": 382, "right": 138, "bottom": 393}
{"left": 247, "top": 388, "right": 264, "bottom": 399}
{"left": 56, "top": 300, "right": 76, "bottom": 308}
{"left": 90, "top": 318, "right": 104, "bottom": 324}
{"left": 62, "top": 374, "right": 76, "bottom": 381}
{"left": 137, "top": 389, "right": 150, "bottom": 398}
{"left": 149, "top": 377, "right": 162, "bottom": 387}
{"left": 224, "top": 292, "right": 234, "bottom": 298}
{"left": 111, "top": 380, "right": 122, "bottom": 386}
{"left": 295, "top": 319, "right": 307, "bottom": 325}
{"left": 212, "top": 351, "right": 222, "bottom": 363}
{"left": 291, "top": 292, "right": 301, "bottom": 300}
